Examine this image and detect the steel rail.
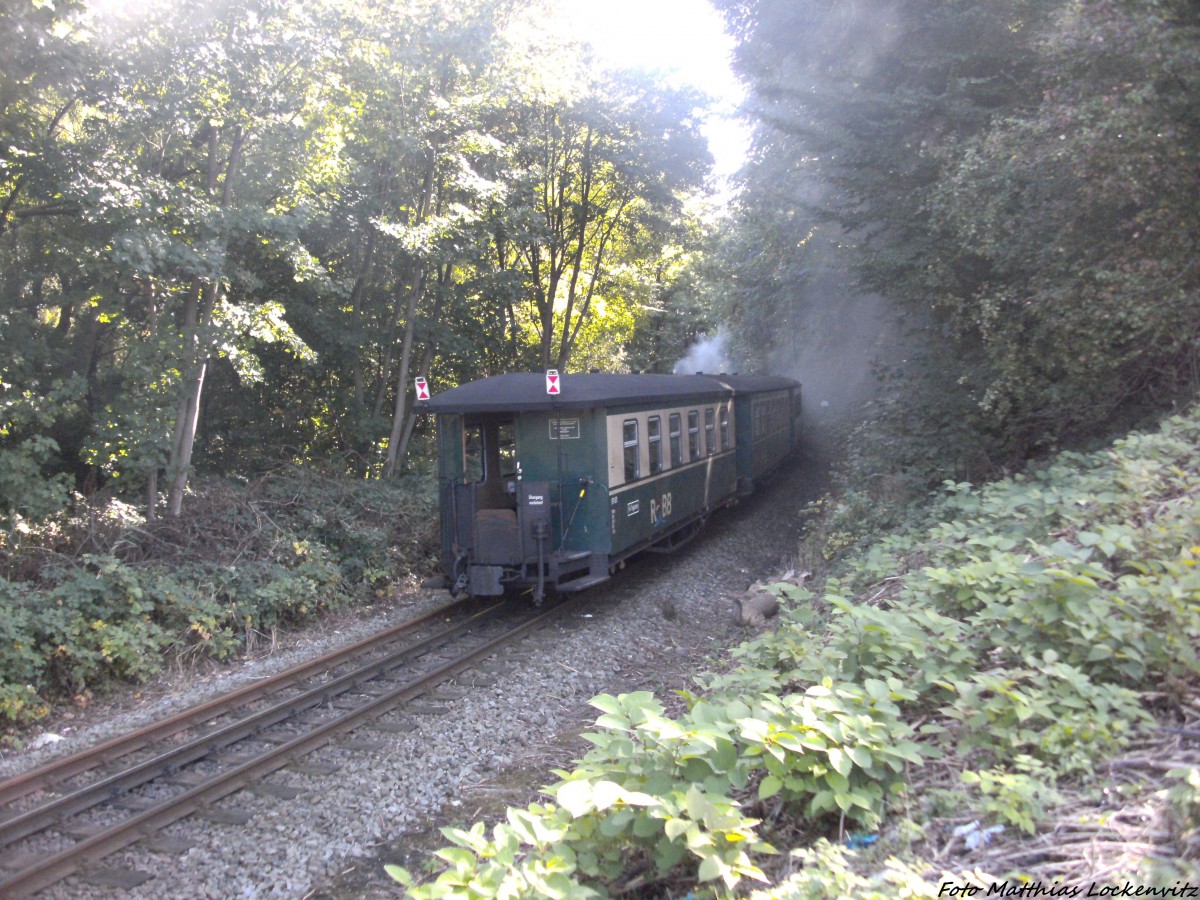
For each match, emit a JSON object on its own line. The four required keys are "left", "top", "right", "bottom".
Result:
{"left": 0, "top": 599, "right": 503, "bottom": 850}
{"left": 0, "top": 596, "right": 575, "bottom": 899}
{"left": 0, "top": 595, "right": 479, "bottom": 808}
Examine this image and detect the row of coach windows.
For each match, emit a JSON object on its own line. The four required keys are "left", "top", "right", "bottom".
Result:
{"left": 752, "top": 396, "right": 790, "bottom": 441}
{"left": 622, "top": 404, "right": 731, "bottom": 484}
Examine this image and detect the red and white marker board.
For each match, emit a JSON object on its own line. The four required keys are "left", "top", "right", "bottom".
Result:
{"left": 546, "top": 369, "right": 560, "bottom": 396}
{"left": 414, "top": 376, "right": 429, "bottom": 401}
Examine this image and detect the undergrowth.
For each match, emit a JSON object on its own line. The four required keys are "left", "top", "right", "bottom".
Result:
{"left": 390, "top": 406, "right": 1200, "bottom": 896}
{"left": 0, "top": 468, "right": 437, "bottom": 734}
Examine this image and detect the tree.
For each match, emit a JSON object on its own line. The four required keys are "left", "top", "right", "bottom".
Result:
{"left": 282, "top": 0, "right": 518, "bottom": 478}
{"left": 0, "top": 0, "right": 722, "bottom": 516}
{"left": 713, "top": 0, "right": 1200, "bottom": 483}
{"left": 924, "top": 0, "right": 1200, "bottom": 452}
{"left": 492, "top": 71, "right": 711, "bottom": 372}
{"left": 2, "top": 0, "right": 325, "bottom": 516}
{"left": 1, "top": 0, "right": 117, "bottom": 521}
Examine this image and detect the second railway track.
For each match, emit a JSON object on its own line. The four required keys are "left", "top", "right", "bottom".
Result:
{"left": 0, "top": 594, "right": 578, "bottom": 898}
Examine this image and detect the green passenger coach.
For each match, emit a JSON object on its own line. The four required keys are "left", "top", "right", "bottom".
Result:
{"left": 421, "top": 372, "right": 800, "bottom": 603}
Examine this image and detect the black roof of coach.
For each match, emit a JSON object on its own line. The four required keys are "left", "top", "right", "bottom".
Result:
{"left": 421, "top": 372, "right": 798, "bottom": 414}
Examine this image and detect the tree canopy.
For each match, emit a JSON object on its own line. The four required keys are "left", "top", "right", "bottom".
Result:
{"left": 712, "top": 0, "right": 1200, "bottom": 488}
{"left": 6, "top": 0, "right": 1196, "bottom": 524}
{"left": 0, "top": 0, "right": 715, "bottom": 520}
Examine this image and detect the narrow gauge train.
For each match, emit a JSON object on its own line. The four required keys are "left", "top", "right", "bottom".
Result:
{"left": 421, "top": 372, "right": 801, "bottom": 603}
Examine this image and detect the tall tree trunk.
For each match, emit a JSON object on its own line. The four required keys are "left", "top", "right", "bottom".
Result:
{"left": 392, "top": 266, "right": 449, "bottom": 467}
{"left": 381, "top": 270, "right": 424, "bottom": 479}
{"left": 372, "top": 163, "right": 436, "bottom": 424}
{"left": 394, "top": 341, "right": 436, "bottom": 470}
{"left": 380, "top": 152, "right": 439, "bottom": 478}
{"left": 560, "top": 197, "right": 628, "bottom": 370}
{"left": 350, "top": 229, "right": 378, "bottom": 412}
{"left": 351, "top": 167, "right": 389, "bottom": 431}
{"left": 556, "top": 127, "right": 593, "bottom": 369}
{"left": 165, "top": 125, "right": 244, "bottom": 517}
{"left": 349, "top": 226, "right": 379, "bottom": 477}
{"left": 166, "top": 281, "right": 217, "bottom": 517}
{"left": 145, "top": 278, "right": 159, "bottom": 523}
{"left": 371, "top": 260, "right": 418, "bottom": 424}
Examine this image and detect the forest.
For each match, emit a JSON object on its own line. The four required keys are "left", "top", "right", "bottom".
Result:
{"left": 2, "top": 0, "right": 1199, "bottom": 814}
{"left": 1, "top": 0, "right": 721, "bottom": 721}
{"left": 2, "top": 0, "right": 715, "bottom": 519}
{"left": 4, "top": 0, "right": 1197, "bottom": 529}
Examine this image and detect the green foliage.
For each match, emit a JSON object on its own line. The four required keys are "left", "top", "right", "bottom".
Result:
{"left": 393, "top": 678, "right": 924, "bottom": 895}
{"left": 737, "top": 682, "right": 922, "bottom": 828}
{"left": 777, "top": 407, "right": 1200, "bottom": 804}
{"left": 387, "top": 807, "right": 600, "bottom": 900}
{"left": 0, "top": 434, "right": 72, "bottom": 525}
{"left": 925, "top": 0, "right": 1200, "bottom": 454}
{"left": 396, "top": 404, "right": 1200, "bottom": 896}
{"left": 747, "top": 840, "right": 942, "bottom": 900}
{"left": 0, "top": 0, "right": 714, "bottom": 507}
{"left": 0, "top": 579, "right": 49, "bottom": 727}
{"left": 716, "top": 0, "right": 1200, "bottom": 508}
{"left": 0, "top": 468, "right": 435, "bottom": 734}
{"left": 390, "top": 692, "right": 775, "bottom": 898}
{"left": 0, "top": 375, "right": 86, "bottom": 525}
{"left": 939, "top": 659, "right": 1148, "bottom": 776}
{"left": 549, "top": 691, "right": 775, "bottom": 889}
{"left": 960, "top": 757, "right": 1059, "bottom": 835}
{"left": 38, "top": 555, "right": 171, "bottom": 689}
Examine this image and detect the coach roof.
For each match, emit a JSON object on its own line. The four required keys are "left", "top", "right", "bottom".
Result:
{"left": 421, "top": 372, "right": 798, "bottom": 414}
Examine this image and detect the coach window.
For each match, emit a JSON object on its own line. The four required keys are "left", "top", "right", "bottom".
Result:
{"left": 464, "top": 424, "right": 484, "bottom": 481}
{"left": 669, "top": 413, "right": 682, "bottom": 467}
{"left": 647, "top": 415, "right": 663, "bottom": 474}
{"left": 720, "top": 405, "right": 730, "bottom": 450}
{"left": 704, "top": 408, "right": 716, "bottom": 456}
{"left": 623, "top": 419, "right": 640, "bottom": 482}
{"left": 688, "top": 410, "right": 700, "bottom": 460}
{"left": 498, "top": 421, "right": 517, "bottom": 478}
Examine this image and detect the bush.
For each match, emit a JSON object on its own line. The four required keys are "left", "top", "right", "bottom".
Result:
{"left": 0, "top": 468, "right": 436, "bottom": 736}
{"left": 393, "top": 405, "right": 1200, "bottom": 896}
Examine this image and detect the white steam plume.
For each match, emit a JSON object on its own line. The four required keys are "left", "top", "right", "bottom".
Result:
{"left": 673, "top": 327, "right": 734, "bottom": 375}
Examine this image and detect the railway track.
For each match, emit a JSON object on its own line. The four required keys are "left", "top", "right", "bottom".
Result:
{"left": 0, "top": 594, "right": 576, "bottom": 897}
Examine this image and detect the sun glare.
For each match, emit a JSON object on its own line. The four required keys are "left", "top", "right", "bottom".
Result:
{"left": 555, "top": 0, "right": 740, "bottom": 93}
{"left": 84, "top": 0, "right": 157, "bottom": 22}
{"left": 555, "top": 0, "right": 749, "bottom": 178}
{"left": 79, "top": 0, "right": 749, "bottom": 177}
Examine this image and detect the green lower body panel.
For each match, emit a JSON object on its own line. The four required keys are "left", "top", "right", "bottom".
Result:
{"left": 606, "top": 453, "right": 737, "bottom": 560}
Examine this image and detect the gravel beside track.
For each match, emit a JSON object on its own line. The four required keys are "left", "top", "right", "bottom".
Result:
{"left": 1, "top": 459, "right": 822, "bottom": 899}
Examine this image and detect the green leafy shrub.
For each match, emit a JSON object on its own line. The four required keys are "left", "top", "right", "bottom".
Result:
{"left": 0, "top": 579, "right": 49, "bottom": 726}
{"left": 554, "top": 691, "right": 773, "bottom": 888}
{"left": 35, "top": 555, "right": 171, "bottom": 692}
{"left": 960, "top": 757, "right": 1059, "bottom": 835}
{"left": 391, "top": 692, "right": 775, "bottom": 897}
{"left": 0, "top": 468, "right": 436, "bottom": 735}
{"left": 393, "top": 681, "right": 928, "bottom": 895}
{"left": 395, "top": 406, "right": 1200, "bottom": 896}
{"left": 747, "top": 839, "right": 942, "bottom": 899}
{"left": 938, "top": 658, "right": 1149, "bottom": 775}
{"left": 736, "top": 681, "right": 923, "bottom": 828}
{"left": 0, "top": 375, "right": 86, "bottom": 526}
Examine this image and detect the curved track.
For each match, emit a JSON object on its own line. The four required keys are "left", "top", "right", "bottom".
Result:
{"left": 0, "top": 595, "right": 576, "bottom": 898}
